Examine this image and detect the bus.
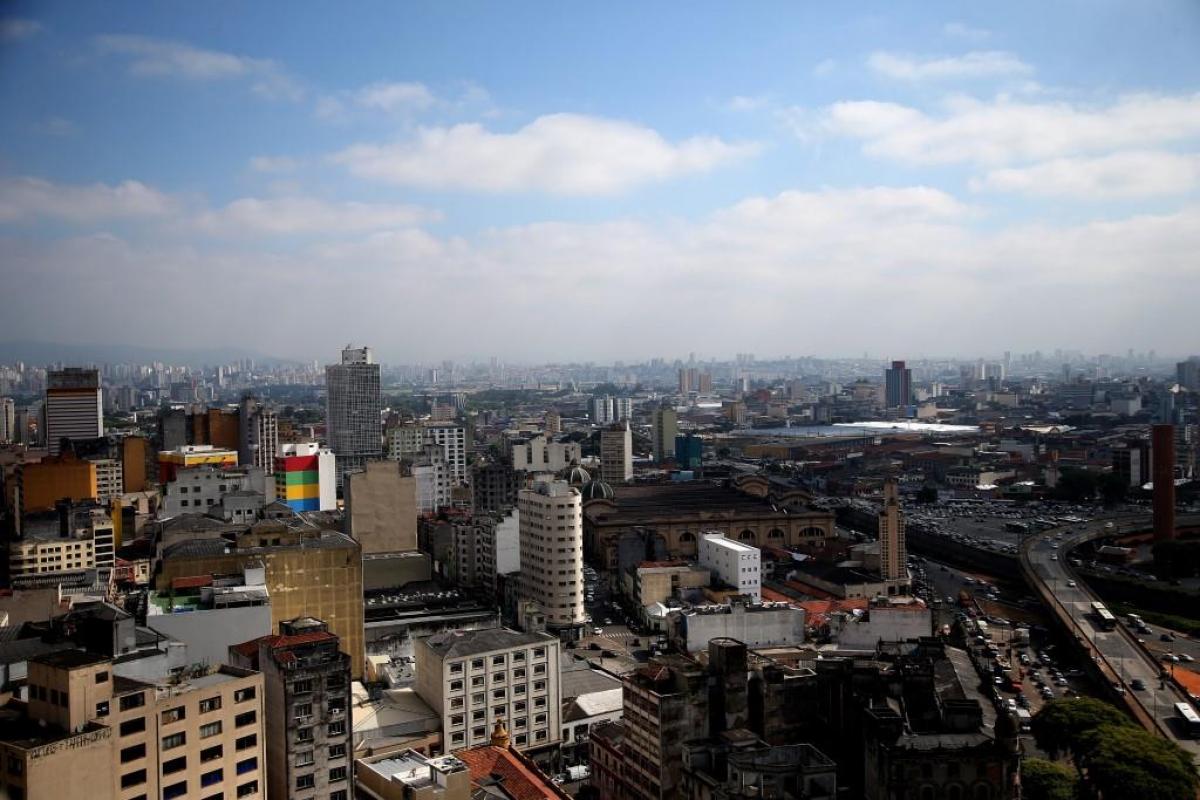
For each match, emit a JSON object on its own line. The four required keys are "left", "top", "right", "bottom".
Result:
{"left": 1175, "top": 703, "right": 1200, "bottom": 738}
{"left": 1005, "top": 521, "right": 1030, "bottom": 534}
{"left": 1091, "top": 601, "right": 1117, "bottom": 631}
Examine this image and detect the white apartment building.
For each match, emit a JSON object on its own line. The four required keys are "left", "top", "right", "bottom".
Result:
{"left": 518, "top": 481, "right": 585, "bottom": 632}
{"left": 613, "top": 397, "right": 632, "bottom": 422}
{"left": 10, "top": 505, "right": 115, "bottom": 579}
{"left": 414, "top": 628, "right": 561, "bottom": 754}
{"left": 590, "top": 396, "right": 613, "bottom": 425}
{"left": 599, "top": 422, "right": 633, "bottom": 484}
{"left": 452, "top": 508, "right": 520, "bottom": 594}
{"left": 386, "top": 425, "right": 425, "bottom": 460}
{"left": 160, "top": 465, "right": 269, "bottom": 517}
{"left": 412, "top": 444, "right": 452, "bottom": 513}
{"left": 239, "top": 398, "right": 279, "bottom": 475}
{"left": 424, "top": 423, "right": 468, "bottom": 486}
{"left": 510, "top": 435, "right": 582, "bottom": 473}
{"left": 697, "top": 532, "right": 761, "bottom": 602}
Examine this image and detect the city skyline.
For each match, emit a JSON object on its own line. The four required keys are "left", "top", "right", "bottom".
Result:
{"left": 2, "top": 3, "right": 1199, "bottom": 361}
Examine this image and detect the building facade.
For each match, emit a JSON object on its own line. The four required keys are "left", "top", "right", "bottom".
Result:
{"left": 878, "top": 478, "right": 907, "bottom": 584}
{"left": 45, "top": 368, "right": 103, "bottom": 456}
{"left": 651, "top": 406, "right": 678, "bottom": 463}
{"left": 600, "top": 423, "right": 633, "bottom": 485}
{"left": 239, "top": 397, "right": 280, "bottom": 475}
{"left": 275, "top": 442, "right": 337, "bottom": 512}
{"left": 326, "top": 345, "right": 382, "bottom": 486}
{"left": 518, "top": 481, "right": 585, "bottom": 634}
{"left": 697, "top": 533, "right": 761, "bottom": 601}
{"left": 230, "top": 618, "right": 354, "bottom": 800}
{"left": 414, "top": 628, "right": 562, "bottom": 757}
{"left": 884, "top": 361, "right": 913, "bottom": 409}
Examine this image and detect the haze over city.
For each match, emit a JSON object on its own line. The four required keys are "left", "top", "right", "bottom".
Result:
{"left": 3, "top": 2, "right": 1200, "bottom": 362}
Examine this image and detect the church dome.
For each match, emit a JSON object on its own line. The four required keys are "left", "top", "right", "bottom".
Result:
{"left": 565, "top": 463, "right": 591, "bottom": 486}
{"left": 580, "top": 479, "right": 615, "bottom": 502}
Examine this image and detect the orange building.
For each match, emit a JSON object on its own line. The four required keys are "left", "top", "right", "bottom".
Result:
{"left": 207, "top": 408, "right": 240, "bottom": 450}
{"left": 19, "top": 454, "right": 98, "bottom": 512}
{"left": 121, "top": 435, "right": 149, "bottom": 492}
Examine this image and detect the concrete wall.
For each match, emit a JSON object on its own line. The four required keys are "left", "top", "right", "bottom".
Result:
{"left": 346, "top": 461, "right": 419, "bottom": 554}
{"left": 676, "top": 603, "right": 805, "bottom": 652}
{"left": 146, "top": 604, "right": 273, "bottom": 669}
{"left": 833, "top": 607, "right": 933, "bottom": 649}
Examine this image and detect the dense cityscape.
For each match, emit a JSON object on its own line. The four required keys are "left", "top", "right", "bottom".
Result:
{"left": 4, "top": 2, "right": 1200, "bottom": 799}
{"left": 0, "top": 347, "right": 1198, "bottom": 800}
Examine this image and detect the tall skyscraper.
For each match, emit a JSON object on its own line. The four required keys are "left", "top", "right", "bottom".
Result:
{"left": 325, "top": 345, "right": 382, "bottom": 486}
{"left": 1153, "top": 424, "right": 1177, "bottom": 542}
{"left": 590, "top": 395, "right": 614, "bottom": 425}
{"left": 1178, "top": 357, "right": 1200, "bottom": 391}
{"left": 878, "top": 478, "right": 907, "bottom": 583}
{"left": 651, "top": 405, "right": 678, "bottom": 463}
{"left": 518, "top": 480, "right": 585, "bottom": 634}
{"left": 884, "top": 360, "right": 913, "bottom": 409}
{"left": 600, "top": 421, "right": 633, "bottom": 484}
{"left": 0, "top": 397, "right": 14, "bottom": 443}
{"left": 44, "top": 368, "right": 103, "bottom": 456}
{"left": 239, "top": 395, "right": 279, "bottom": 475}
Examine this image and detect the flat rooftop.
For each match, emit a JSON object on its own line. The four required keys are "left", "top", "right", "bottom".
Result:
{"left": 587, "top": 481, "right": 825, "bottom": 521}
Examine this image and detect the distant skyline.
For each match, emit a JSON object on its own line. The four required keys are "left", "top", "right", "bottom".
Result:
{"left": 2, "top": 2, "right": 1199, "bottom": 361}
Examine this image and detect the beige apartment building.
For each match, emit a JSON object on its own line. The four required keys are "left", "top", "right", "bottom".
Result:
{"left": 0, "top": 649, "right": 266, "bottom": 800}
{"left": 517, "top": 481, "right": 585, "bottom": 633}
{"left": 414, "top": 628, "right": 561, "bottom": 758}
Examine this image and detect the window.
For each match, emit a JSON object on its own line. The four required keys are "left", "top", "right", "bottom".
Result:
{"left": 234, "top": 687, "right": 256, "bottom": 703}
{"left": 199, "top": 696, "right": 222, "bottom": 713}
{"left": 236, "top": 781, "right": 258, "bottom": 798}
{"left": 120, "top": 743, "right": 146, "bottom": 763}
{"left": 492, "top": 655, "right": 505, "bottom": 666}
{"left": 533, "top": 648, "right": 545, "bottom": 658}
{"left": 95, "top": 670, "right": 109, "bottom": 684}
{"left": 331, "top": 792, "right": 347, "bottom": 800}
{"left": 451, "top": 732, "right": 464, "bottom": 744}
{"left": 294, "top": 702, "right": 313, "bottom": 720}
{"left": 513, "top": 668, "right": 526, "bottom": 679}
{"left": 235, "top": 710, "right": 257, "bottom": 728}
{"left": 120, "top": 717, "right": 146, "bottom": 736}
{"left": 292, "top": 679, "right": 313, "bottom": 694}
{"left": 449, "top": 680, "right": 464, "bottom": 692}
{"left": 162, "top": 707, "right": 186, "bottom": 725}
{"left": 297, "top": 727, "right": 313, "bottom": 743}
{"left": 471, "top": 676, "right": 484, "bottom": 687}
{"left": 296, "top": 750, "right": 315, "bottom": 767}
{"left": 492, "top": 689, "right": 506, "bottom": 700}
{"left": 162, "top": 732, "right": 186, "bottom": 751}
{"left": 471, "top": 659, "right": 484, "bottom": 669}
{"left": 449, "top": 661, "right": 463, "bottom": 673}
{"left": 473, "top": 726, "right": 486, "bottom": 738}
{"left": 120, "top": 692, "right": 145, "bottom": 711}
{"left": 329, "top": 743, "right": 346, "bottom": 759}
{"left": 95, "top": 700, "right": 110, "bottom": 717}
{"left": 329, "top": 720, "right": 345, "bottom": 736}
{"left": 236, "top": 757, "right": 257, "bottom": 775}
{"left": 162, "top": 781, "right": 188, "bottom": 800}
{"left": 296, "top": 775, "right": 315, "bottom": 790}
{"left": 329, "top": 766, "right": 347, "bottom": 782}
{"left": 121, "top": 769, "right": 147, "bottom": 789}
{"left": 201, "top": 745, "right": 223, "bottom": 763}
{"left": 236, "top": 734, "right": 257, "bottom": 751}
{"left": 200, "top": 768, "right": 223, "bottom": 788}
{"left": 513, "top": 651, "right": 525, "bottom": 662}
{"left": 163, "top": 756, "right": 187, "bottom": 775}
{"left": 201, "top": 721, "right": 223, "bottom": 739}
{"left": 450, "top": 697, "right": 464, "bottom": 709}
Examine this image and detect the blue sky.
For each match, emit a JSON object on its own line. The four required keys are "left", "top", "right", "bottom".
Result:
{"left": 2, "top": 1, "right": 1199, "bottom": 363}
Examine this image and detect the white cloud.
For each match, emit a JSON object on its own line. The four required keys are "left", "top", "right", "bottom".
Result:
{"left": 943, "top": 22, "right": 990, "bottom": 42}
{"left": 973, "top": 151, "right": 1200, "bottom": 198}
{"left": 0, "top": 18, "right": 43, "bottom": 40}
{"left": 0, "top": 177, "right": 176, "bottom": 223}
{"left": 248, "top": 156, "right": 301, "bottom": 173}
{"left": 6, "top": 186, "right": 1197, "bottom": 360}
{"left": 812, "top": 59, "right": 836, "bottom": 77}
{"left": 824, "top": 93, "right": 1200, "bottom": 165}
{"left": 95, "top": 34, "right": 304, "bottom": 101}
{"left": 192, "top": 196, "right": 438, "bottom": 236}
{"left": 333, "top": 113, "right": 760, "bottom": 195}
{"left": 354, "top": 81, "right": 436, "bottom": 113}
{"left": 867, "top": 50, "right": 1033, "bottom": 81}
{"left": 725, "top": 95, "right": 769, "bottom": 112}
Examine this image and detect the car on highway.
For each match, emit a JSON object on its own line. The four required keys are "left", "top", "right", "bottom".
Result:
{"left": 1131, "top": 678, "right": 1146, "bottom": 691}
{"left": 1161, "top": 633, "right": 1174, "bottom": 642}
{"left": 593, "top": 627, "right": 603, "bottom": 635}
{"left": 1055, "top": 677, "right": 1069, "bottom": 686}
{"left": 1050, "top": 555, "right": 1058, "bottom": 561}
{"left": 1067, "top": 581, "right": 1076, "bottom": 588}
{"left": 1182, "top": 654, "right": 1196, "bottom": 663}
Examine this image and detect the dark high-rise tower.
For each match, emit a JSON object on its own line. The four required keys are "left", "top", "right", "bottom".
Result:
{"left": 1152, "top": 424, "right": 1177, "bottom": 541}
{"left": 884, "top": 360, "right": 913, "bottom": 408}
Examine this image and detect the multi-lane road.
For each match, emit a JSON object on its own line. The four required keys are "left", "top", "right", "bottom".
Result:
{"left": 1022, "top": 515, "right": 1200, "bottom": 762}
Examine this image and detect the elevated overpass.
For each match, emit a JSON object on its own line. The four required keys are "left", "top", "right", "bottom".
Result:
{"left": 1020, "top": 513, "right": 1200, "bottom": 762}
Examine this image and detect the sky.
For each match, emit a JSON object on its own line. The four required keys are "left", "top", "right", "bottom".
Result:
{"left": 1, "top": 1, "right": 1199, "bottom": 364}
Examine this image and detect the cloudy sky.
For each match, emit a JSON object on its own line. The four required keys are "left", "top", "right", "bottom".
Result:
{"left": 2, "top": 2, "right": 1199, "bottom": 364}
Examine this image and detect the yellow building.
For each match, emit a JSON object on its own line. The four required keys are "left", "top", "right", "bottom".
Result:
{"left": 157, "top": 522, "right": 366, "bottom": 679}
{"left": 157, "top": 444, "right": 239, "bottom": 483}
{"left": 18, "top": 453, "right": 97, "bottom": 512}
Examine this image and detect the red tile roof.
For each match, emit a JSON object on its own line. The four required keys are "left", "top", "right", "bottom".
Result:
{"left": 170, "top": 575, "right": 213, "bottom": 591}
{"left": 457, "top": 745, "right": 571, "bottom": 800}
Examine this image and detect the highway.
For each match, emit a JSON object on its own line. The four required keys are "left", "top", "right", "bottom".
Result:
{"left": 1021, "top": 514, "right": 1200, "bottom": 762}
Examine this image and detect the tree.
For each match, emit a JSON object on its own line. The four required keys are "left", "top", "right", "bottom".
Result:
{"left": 915, "top": 486, "right": 938, "bottom": 504}
{"left": 1031, "top": 698, "right": 1132, "bottom": 761}
{"left": 1022, "top": 758, "right": 1078, "bottom": 800}
{"left": 1078, "top": 723, "right": 1198, "bottom": 800}
{"left": 1055, "top": 469, "right": 1099, "bottom": 503}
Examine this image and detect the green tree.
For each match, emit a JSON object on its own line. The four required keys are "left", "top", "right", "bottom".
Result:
{"left": 1078, "top": 723, "right": 1198, "bottom": 800}
{"left": 915, "top": 486, "right": 938, "bottom": 504}
{"left": 1055, "top": 469, "right": 1099, "bottom": 503}
{"left": 1022, "top": 758, "right": 1078, "bottom": 800}
{"left": 1030, "top": 698, "right": 1132, "bottom": 761}
{"left": 1096, "top": 472, "right": 1128, "bottom": 506}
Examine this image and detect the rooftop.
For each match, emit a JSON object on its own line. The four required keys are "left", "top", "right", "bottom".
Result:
{"left": 586, "top": 481, "right": 825, "bottom": 522}
{"left": 421, "top": 628, "right": 556, "bottom": 659}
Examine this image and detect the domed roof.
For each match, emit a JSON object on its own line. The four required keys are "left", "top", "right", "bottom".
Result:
{"left": 580, "top": 479, "right": 615, "bottom": 502}
{"left": 564, "top": 463, "right": 591, "bottom": 486}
